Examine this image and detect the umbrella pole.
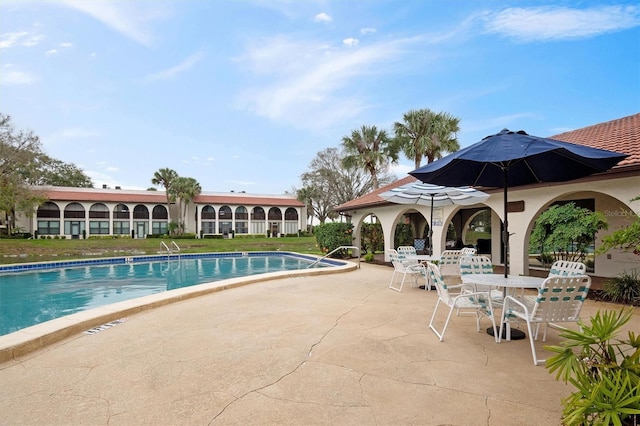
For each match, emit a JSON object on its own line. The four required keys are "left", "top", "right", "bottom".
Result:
{"left": 429, "top": 195, "right": 434, "bottom": 255}
{"left": 502, "top": 168, "right": 509, "bottom": 278}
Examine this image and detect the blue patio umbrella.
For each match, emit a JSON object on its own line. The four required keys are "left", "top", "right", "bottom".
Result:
{"left": 379, "top": 182, "right": 489, "bottom": 255}
{"left": 409, "top": 129, "right": 629, "bottom": 277}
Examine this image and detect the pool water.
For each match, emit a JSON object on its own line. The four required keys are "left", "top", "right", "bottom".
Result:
{"left": 0, "top": 254, "right": 322, "bottom": 336}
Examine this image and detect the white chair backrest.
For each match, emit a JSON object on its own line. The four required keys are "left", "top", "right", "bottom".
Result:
{"left": 461, "top": 247, "right": 477, "bottom": 256}
{"left": 425, "top": 262, "right": 453, "bottom": 305}
{"left": 388, "top": 249, "right": 412, "bottom": 271}
{"left": 397, "top": 246, "right": 417, "bottom": 258}
{"left": 439, "top": 250, "right": 462, "bottom": 276}
{"left": 548, "top": 260, "right": 587, "bottom": 277}
{"left": 527, "top": 275, "right": 591, "bottom": 322}
{"left": 459, "top": 255, "right": 493, "bottom": 275}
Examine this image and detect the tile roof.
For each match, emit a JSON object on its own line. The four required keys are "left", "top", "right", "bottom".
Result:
{"left": 40, "top": 187, "right": 304, "bottom": 207}
{"left": 336, "top": 112, "right": 640, "bottom": 212}
{"left": 336, "top": 175, "right": 419, "bottom": 210}
{"left": 551, "top": 113, "right": 640, "bottom": 168}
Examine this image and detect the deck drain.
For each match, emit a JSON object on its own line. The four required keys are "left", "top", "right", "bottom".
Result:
{"left": 84, "top": 318, "right": 128, "bottom": 335}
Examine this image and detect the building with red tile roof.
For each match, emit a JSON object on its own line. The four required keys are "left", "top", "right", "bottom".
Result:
{"left": 15, "top": 186, "right": 306, "bottom": 239}
{"left": 336, "top": 113, "right": 640, "bottom": 278}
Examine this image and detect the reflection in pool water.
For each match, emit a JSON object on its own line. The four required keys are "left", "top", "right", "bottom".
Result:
{"left": 0, "top": 254, "right": 325, "bottom": 336}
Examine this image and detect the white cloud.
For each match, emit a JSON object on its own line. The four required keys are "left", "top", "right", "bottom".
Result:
{"left": 0, "top": 31, "right": 29, "bottom": 49}
{"left": 43, "top": 127, "right": 100, "bottom": 147}
{"left": 343, "top": 38, "right": 359, "bottom": 47}
{"left": 60, "top": 42, "right": 73, "bottom": 48}
{"left": 484, "top": 5, "right": 640, "bottom": 41}
{"left": 314, "top": 12, "right": 332, "bottom": 23}
{"left": 463, "top": 112, "right": 540, "bottom": 134}
{"left": 360, "top": 27, "right": 377, "bottom": 35}
{"left": 0, "top": 67, "right": 36, "bottom": 85}
{"left": 22, "top": 34, "right": 44, "bottom": 47}
{"left": 144, "top": 51, "right": 205, "bottom": 82}
{"left": 58, "top": 0, "right": 169, "bottom": 46}
{"left": 235, "top": 36, "right": 408, "bottom": 129}
{"left": 60, "top": 128, "right": 100, "bottom": 139}
{"left": 45, "top": 49, "right": 58, "bottom": 56}
{"left": 390, "top": 162, "right": 415, "bottom": 177}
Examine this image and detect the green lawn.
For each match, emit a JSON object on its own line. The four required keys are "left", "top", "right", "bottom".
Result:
{"left": 0, "top": 236, "right": 323, "bottom": 265}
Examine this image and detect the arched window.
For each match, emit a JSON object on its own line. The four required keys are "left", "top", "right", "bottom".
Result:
{"left": 219, "top": 206, "right": 232, "bottom": 219}
{"left": 201, "top": 205, "right": 216, "bottom": 219}
{"left": 201, "top": 205, "right": 216, "bottom": 235}
{"left": 235, "top": 206, "right": 248, "bottom": 234}
{"left": 235, "top": 206, "right": 248, "bottom": 220}
{"left": 89, "top": 203, "right": 109, "bottom": 219}
{"left": 268, "top": 207, "right": 282, "bottom": 220}
{"left": 37, "top": 202, "right": 60, "bottom": 235}
{"left": 64, "top": 202, "right": 85, "bottom": 219}
{"left": 113, "top": 204, "right": 130, "bottom": 219}
{"left": 152, "top": 205, "right": 168, "bottom": 220}
{"left": 219, "top": 206, "right": 233, "bottom": 235}
{"left": 284, "top": 207, "right": 298, "bottom": 221}
{"left": 133, "top": 205, "right": 149, "bottom": 219}
{"left": 251, "top": 207, "right": 265, "bottom": 220}
{"left": 113, "top": 204, "right": 130, "bottom": 235}
{"left": 37, "top": 202, "right": 60, "bottom": 218}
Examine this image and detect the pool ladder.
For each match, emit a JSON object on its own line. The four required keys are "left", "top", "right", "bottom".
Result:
{"left": 306, "top": 245, "right": 360, "bottom": 269}
{"left": 161, "top": 241, "right": 181, "bottom": 260}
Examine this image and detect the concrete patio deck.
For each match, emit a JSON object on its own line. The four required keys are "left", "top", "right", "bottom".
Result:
{"left": 1, "top": 262, "right": 638, "bottom": 425}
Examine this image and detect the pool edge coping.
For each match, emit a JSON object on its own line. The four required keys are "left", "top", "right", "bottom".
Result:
{"left": 0, "top": 255, "right": 357, "bottom": 364}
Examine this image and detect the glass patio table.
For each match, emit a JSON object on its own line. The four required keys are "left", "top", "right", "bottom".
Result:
{"left": 461, "top": 273, "right": 545, "bottom": 340}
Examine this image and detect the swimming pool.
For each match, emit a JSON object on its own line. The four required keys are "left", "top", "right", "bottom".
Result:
{"left": 0, "top": 252, "right": 340, "bottom": 337}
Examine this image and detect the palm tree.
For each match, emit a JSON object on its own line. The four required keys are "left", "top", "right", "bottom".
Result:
{"left": 341, "top": 125, "right": 397, "bottom": 190}
{"left": 394, "top": 109, "right": 461, "bottom": 168}
{"left": 394, "top": 109, "right": 435, "bottom": 170}
{"left": 151, "top": 168, "right": 178, "bottom": 225}
{"left": 170, "top": 176, "right": 201, "bottom": 234}
{"left": 425, "top": 111, "right": 460, "bottom": 164}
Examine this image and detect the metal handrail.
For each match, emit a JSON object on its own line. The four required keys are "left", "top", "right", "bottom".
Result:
{"left": 161, "top": 241, "right": 181, "bottom": 260}
{"left": 161, "top": 241, "right": 171, "bottom": 254}
{"left": 307, "top": 245, "right": 360, "bottom": 269}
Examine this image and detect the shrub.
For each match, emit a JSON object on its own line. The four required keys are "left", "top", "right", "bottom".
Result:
{"left": 363, "top": 252, "right": 375, "bottom": 263}
{"left": 604, "top": 269, "right": 640, "bottom": 304}
{"left": 530, "top": 202, "right": 608, "bottom": 262}
{"left": 536, "top": 252, "right": 555, "bottom": 266}
{"left": 175, "top": 233, "right": 196, "bottom": 239}
{"left": 361, "top": 222, "right": 383, "bottom": 254}
{"left": 394, "top": 223, "right": 413, "bottom": 247}
{"left": 314, "top": 222, "right": 353, "bottom": 257}
{"left": 545, "top": 308, "right": 640, "bottom": 426}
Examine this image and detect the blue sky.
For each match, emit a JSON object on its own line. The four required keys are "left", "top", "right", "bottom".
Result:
{"left": 1, "top": 1, "right": 639, "bottom": 194}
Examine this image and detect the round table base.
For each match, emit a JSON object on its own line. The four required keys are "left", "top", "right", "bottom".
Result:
{"left": 418, "top": 285, "right": 436, "bottom": 291}
{"left": 487, "top": 326, "right": 526, "bottom": 340}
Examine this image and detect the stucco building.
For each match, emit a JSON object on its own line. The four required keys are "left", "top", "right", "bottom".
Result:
{"left": 336, "top": 113, "right": 640, "bottom": 278}
{"left": 16, "top": 187, "right": 306, "bottom": 239}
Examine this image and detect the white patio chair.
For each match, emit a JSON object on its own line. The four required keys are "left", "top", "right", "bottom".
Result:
{"left": 498, "top": 275, "right": 592, "bottom": 365}
{"left": 388, "top": 249, "right": 428, "bottom": 292}
{"left": 458, "top": 255, "right": 503, "bottom": 315}
{"left": 438, "top": 250, "right": 462, "bottom": 277}
{"left": 397, "top": 246, "right": 417, "bottom": 258}
{"left": 547, "top": 260, "right": 586, "bottom": 277}
{"left": 461, "top": 247, "right": 477, "bottom": 256}
{"left": 427, "top": 262, "right": 498, "bottom": 342}
{"left": 459, "top": 255, "right": 503, "bottom": 298}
